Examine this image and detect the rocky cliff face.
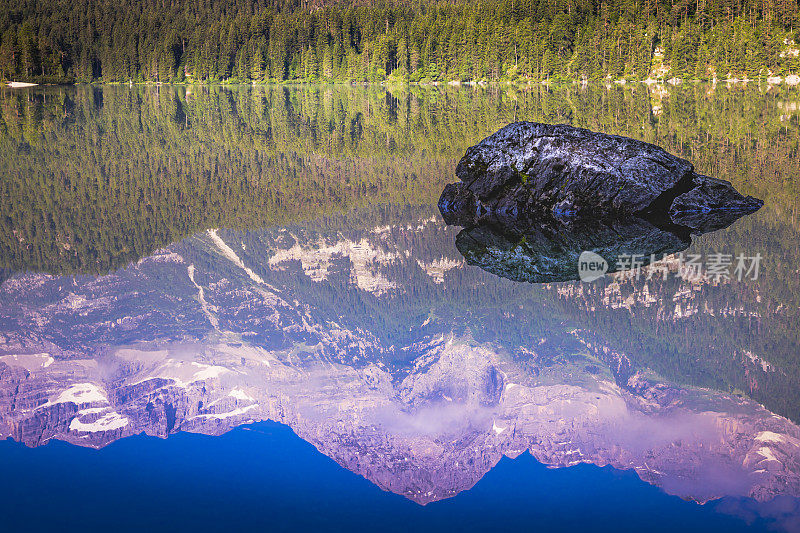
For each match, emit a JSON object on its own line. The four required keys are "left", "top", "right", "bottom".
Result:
{"left": 0, "top": 216, "right": 799, "bottom": 507}
{"left": 1, "top": 328, "right": 800, "bottom": 506}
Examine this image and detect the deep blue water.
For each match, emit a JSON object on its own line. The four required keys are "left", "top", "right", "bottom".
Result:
{"left": 0, "top": 421, "right": 775, "bottom": 532}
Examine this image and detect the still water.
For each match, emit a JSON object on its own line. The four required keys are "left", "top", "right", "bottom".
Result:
{"left": 0, "top": 83, "right": 799, "bottom": 531}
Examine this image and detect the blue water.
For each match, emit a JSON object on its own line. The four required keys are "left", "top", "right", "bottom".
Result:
{"left": 0, "top": 422, "right": 773, "bottom": 532}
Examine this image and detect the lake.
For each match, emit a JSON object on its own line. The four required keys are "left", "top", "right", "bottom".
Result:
{"left": 1, "top": 82, "right": 799, "bottom": 531}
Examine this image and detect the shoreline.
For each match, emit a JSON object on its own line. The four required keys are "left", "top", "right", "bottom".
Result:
{"left": 4, "top": 74, "right": 799, "bottom": 88}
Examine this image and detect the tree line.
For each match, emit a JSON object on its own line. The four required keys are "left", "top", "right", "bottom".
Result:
{"left": 1, "top": 0, "right": 799, "bottom": 84}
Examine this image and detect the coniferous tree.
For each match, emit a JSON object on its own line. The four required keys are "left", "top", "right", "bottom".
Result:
{"left": 0, "top": 0, "right": 799, "bottom": 84}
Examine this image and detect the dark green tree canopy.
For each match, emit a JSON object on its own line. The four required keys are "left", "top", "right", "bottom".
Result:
{"left": 0, "top": 0, "right": 799, "bottom": 83}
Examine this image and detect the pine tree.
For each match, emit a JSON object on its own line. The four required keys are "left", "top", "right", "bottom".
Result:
{"left": 252, "top": 44, "right": 265, "bottom": 81}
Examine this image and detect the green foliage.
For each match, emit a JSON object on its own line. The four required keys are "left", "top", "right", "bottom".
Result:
{"left": 0, "top": 0, "right": 799, "bottom": 84}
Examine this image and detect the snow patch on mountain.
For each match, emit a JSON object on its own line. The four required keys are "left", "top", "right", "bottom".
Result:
{"left": 207, "top": 229, "right": 266, "bottom": 285}
{"left": 69, "top": 410, "right": 129, "bottom": 433}
{"left": 188, "top": 264, "right": 220, "bottom": 329}
{"left": 416, "top": 257, "right": 463, "bottom": 283}
{"left": 39, "top": 383, "right": 108, "bottom": 408}
{"left": 269, "top": 236, "right": 398, "bottom": 295}
{"left": 0, "top": 353, "right": 54, "bottom": 370}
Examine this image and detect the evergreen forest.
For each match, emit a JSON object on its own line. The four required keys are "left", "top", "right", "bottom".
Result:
{"left": 1, "top": 0, "right": 800, "bottom": 84}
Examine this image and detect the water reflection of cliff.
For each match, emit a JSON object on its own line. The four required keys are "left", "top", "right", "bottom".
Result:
{"left": 2, "top": 211, "right": 800, "bottom": 510}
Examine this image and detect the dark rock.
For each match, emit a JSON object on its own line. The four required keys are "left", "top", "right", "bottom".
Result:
{"left": 454, "top": 216, "right": 690, "bottom": 284}
{"left": 439, "top": 122, "right": 764, "bottom": 283}
{"left": 669, "top": 174, "right": 765, "bottom": 231}
{"left": 438, "top": 182, "right": 483, "bottom": 227}
{"left": 440, "top": 122, "right": 763, "bottom": 226}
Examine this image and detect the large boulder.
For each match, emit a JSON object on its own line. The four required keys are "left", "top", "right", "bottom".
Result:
{"left": 439, "top": 122, "right": 763, "bottom": 227}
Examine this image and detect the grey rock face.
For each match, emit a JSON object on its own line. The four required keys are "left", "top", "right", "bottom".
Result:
{"left": 0, "top": 216, "right": 798, "bottom": 511}
{"left": 440, "top": 122, "right": 763, "bottom": 226}
{"left": 2, "top": 331, "right": 800, "bottom": 508}
{"left": 668, "top": 174, "right": 767, "bottom": 232}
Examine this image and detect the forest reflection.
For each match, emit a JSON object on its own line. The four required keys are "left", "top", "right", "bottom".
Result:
{"left": 0, "top": 82, "right": 797, "bottom": 275}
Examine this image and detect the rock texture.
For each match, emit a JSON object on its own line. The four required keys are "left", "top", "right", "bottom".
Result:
{"left": 438, "top": 122, "right": 764, "bottom": 282}
{"left": 439, "top": 122, "right": 763, "bottom": 227}
{"left": 454, "top": 217, "right": 690, "bottom": 283}
{"left": 2, "top": 330, "right": 800, "bottom": 508}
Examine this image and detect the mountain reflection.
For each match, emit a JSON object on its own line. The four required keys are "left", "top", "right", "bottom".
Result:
{"left": 1, "top": 210, "right": 799, "bottom": 510}
{"left": 2, "top": 83, "right": 800, "bottom": 530}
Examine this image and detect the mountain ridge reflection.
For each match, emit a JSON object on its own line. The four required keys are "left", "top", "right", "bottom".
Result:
{"left": 1, "top": 210, "right": 799, "bottom": 514}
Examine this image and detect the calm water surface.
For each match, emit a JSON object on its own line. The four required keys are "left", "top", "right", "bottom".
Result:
{"left": 0, "top": 83, "right": 799, "bottom": 531}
